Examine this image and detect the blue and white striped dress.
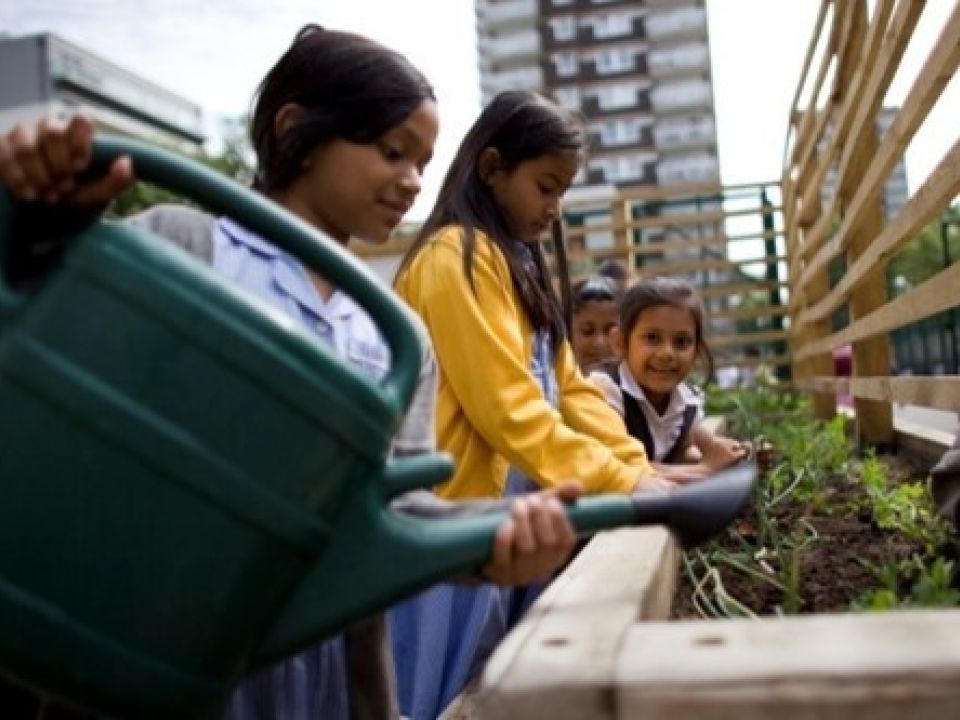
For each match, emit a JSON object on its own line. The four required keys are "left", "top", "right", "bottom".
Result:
{"left": 211, "top": 217, "right": 390, "bottom": 720}
{"left": 389, "top": 241, "right": 561, "bottom": 720}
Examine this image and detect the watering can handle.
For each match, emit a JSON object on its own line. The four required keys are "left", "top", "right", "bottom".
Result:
{"left": 0, "top": 136, "right": 422, "bottom": 416}
{"left": 96, "top": 136, "right": 421, "bottom": 415}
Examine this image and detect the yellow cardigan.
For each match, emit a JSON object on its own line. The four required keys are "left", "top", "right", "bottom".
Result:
{"left": 395, "top": 226, "right": 652, "bottom": 499}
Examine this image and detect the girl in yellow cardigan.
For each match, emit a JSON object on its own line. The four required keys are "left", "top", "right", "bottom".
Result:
{"left": 394, "top": 91, "right": 675, "bottom": 499}
{"left": 389, "top": 90, "right": 677, "bottom": 720}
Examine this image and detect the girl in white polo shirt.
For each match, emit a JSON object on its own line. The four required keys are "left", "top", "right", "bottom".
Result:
{"left": 590, "top": 277, "right": 748, "bottom": 480}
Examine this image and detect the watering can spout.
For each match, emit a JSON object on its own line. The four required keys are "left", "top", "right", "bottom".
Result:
{"left": 253, "top": 460, "right": 756, "bottom": 668}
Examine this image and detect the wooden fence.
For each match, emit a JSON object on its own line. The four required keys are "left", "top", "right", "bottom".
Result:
{"left": 784, "top": 0, "right": 960, "bottom": 444}
{"left": 559, "top": 179, "right": 790, "bottom": 383}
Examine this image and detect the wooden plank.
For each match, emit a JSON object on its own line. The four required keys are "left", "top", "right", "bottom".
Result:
{"left": 837, "top": 0, "right": 892, "bottom": 444}
{"left": 563, "top": 181, "right": 723, "bottom": 208}
{"left": 797, "top": 127, "right": 960, "bottom": 332}
{"left": 795, "top": 0, "right": 925, "bottom": 265}
{"left": 711, "top": 329, "right": 790, "bottom": 350}
{"left": 802, "top": 375, "right": 960, "bottom": 412}
{"left": 635, "top": 256, "right": 787, "bottom": 278}
{"left": 792, "top": 0, "right": 847, "bottom": 192}
{"left": 697, "top": 280, "right": 788, "bottom": 300}
{"left": 478, "top": 527, "right": 679, "bottom": 720}
{"left": 795, "top": 260, "right": 960, "bottom": 362}
{"left": 800, "top": 3, "right": 960, "bottom": 292}
{"left": 788, "top": 0, "right": 837, "bottom": 165}
{"left": 616, "top": 611, "right": 960, "bottom": 720}
{"left": 805, "top": 375, "right": 960, "bottom": 412}
{"left": 715, "top": 352, "right": 791, "bottom": 370}
{"left": 711, "top": 304, "right": 789, "bottom": 323}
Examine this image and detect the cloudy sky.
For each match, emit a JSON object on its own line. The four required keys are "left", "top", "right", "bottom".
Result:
{"left": 1, "top": 1, "right": 957, "bottom": 219}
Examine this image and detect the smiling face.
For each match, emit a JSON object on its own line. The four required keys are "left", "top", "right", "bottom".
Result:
{"left": 614, "top": 303, "right": 698, "bottom": 414}
{"left": 486, "top": 149, "right": 580, "bottom": 242}
{"left": 281, "top": 99, "right": 439, "bottom": 244}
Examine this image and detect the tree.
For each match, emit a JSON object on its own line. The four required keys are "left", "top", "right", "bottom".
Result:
{"left": 109, "top": 115, "right": 255, "bottom": 218}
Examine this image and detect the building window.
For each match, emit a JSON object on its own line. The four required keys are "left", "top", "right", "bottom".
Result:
{"left": 594, "top": 47, "right": 634, "bottom": 74}
{"left": 593, "top": 117, "right": 646, "bottom": 145}
{"left": 646, "top": 6, "right": 707, "bottom": 38}
{"left": 553, "top": 86, "right": 581, "bottom": 111}
{"left": 551, "top": 15, "right": 577, "bottom": 41}
{"left": 654, "top": 115, "right": 715, "bottom": 147}
{"left": 593, "top": 82, "right": 638, "bottom": 110}
{"left": 552, "top": 51, "right": 578, "bottom": 77}
{"left": 648, "top": 43, "right": 709, "bottom": 74}
{"left": 552, "top": 0, "right": 574, "bottom": 5}
{"left": 651, "top": 78, "right": 712, "bottom": 110}
{"left": 593, "top": 12, "right": 633, "bottom": 38}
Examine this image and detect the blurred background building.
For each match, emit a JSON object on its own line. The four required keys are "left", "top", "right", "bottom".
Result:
{"left": 0, "top": 32, "right": 204, "bottom": 150}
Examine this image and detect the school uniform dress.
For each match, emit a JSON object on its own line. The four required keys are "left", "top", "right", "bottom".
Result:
{"left": 589, "top": 360, "right": 704, "bottom": 462}
{"left": 390, "top": 227, "right": 653, "bottom": 720}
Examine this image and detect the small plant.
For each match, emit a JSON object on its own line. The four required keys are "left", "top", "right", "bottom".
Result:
{"left": 857, "top": 451, "right": 952, "bottom": 551}
{"left": 854, "top": 555, "right": 960, "bottom": 610}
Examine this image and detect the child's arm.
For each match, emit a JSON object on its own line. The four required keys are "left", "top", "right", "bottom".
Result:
{"left": 642, "top": 427, "right": 747, "bottom": 484}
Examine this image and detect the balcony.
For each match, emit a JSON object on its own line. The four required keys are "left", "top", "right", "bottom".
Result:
{"left": 587, "top": 126, "right": 655, "bottom": 152}
{"left": 578, "top": 53, "right": 649, "bottom": 82}
{"left": 477, "top": 0, "right": 537, "bottom": 28}
{"left": 478, "top": 30, "right": 540, "bottom": 62}
{"left": 581, "top": 89, "right": 652, "bottom": 117}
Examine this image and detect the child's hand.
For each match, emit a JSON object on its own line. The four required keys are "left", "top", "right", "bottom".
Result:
{"left": 0, "top": 115, "right": 134, "bottom": 206}
{"left": 481, "top": 481, "right": 581, "bottom": 585}
{"left": 634, "top": 471, "right": 676, "bottom": 492}
{"left": 700, "top": 436, "right": 749, "bottom": 473}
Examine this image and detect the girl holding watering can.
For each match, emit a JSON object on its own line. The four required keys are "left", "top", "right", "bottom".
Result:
{"left": 0, "top": 25, "right": 580, "bottom": 720}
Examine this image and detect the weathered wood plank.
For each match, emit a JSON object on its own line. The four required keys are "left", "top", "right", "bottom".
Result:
{"left": 802, "top": 375, "right": 960, "bottom": 412}
{"left": 478, "top": 527, "right": 679, "bottom": 720}
{"left": 616, "top": 611, "right": 960, "bottom": 720}
{"left": 794, "top": 259, "right": 960, "bottom": 362}
{"left": 794, "top": 0, "right": 960, "bottom": 308}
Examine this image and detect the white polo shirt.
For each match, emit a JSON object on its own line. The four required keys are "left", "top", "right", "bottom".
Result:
{"left": 589, "top": 360, "right": 703, "bottom": 461}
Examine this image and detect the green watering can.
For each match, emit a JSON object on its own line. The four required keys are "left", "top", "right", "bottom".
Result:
{"left": 0, "top": 137, "right": 756, "bottom": 719}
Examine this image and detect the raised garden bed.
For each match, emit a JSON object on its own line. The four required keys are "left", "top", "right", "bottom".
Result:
{"left": 673, "top": 381, "right": 959, "bottom": 619}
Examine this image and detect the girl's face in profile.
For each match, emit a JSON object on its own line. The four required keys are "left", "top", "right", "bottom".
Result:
{"left": 486, "top": 150, "right": 580, "bottom": 242}
{"left": 287, "top": 99, "right": 439, "bottom": 244}
{"left": 572, "top": 299, "right": 619, "bottom": 371}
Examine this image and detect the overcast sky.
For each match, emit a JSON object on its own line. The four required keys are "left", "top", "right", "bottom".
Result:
{"left": 2, "top": 1, "right": 957, "bottom": 220}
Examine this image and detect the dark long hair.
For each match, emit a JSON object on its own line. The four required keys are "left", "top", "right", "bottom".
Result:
{"left": 250, "top": 24, "right": 435, "bottom": 194}
{"left": 619, "top": 277, "right": 715, "bottom": 382}
{"left": 396, "top": 90, "right": 584, "bottom": 348}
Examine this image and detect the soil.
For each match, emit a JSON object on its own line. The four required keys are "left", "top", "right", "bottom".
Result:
{"left": 672, "top": 453, "right": 937, "bottom": 618}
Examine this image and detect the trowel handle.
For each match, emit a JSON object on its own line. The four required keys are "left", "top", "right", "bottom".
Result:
{"left": 90, "top": 136, "right": 422, "bottom": 416}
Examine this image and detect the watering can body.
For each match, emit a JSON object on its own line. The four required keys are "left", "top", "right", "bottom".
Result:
{"left": 0, "top": 138, "right": 429, "bottom": 717}
{"left": 0, "top": 138, "right": 757, "bottom": 719}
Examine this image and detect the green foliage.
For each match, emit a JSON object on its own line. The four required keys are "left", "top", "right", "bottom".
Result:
{"left": 704, "top": 369, "right": 806, "bottom": 438}
{"left": 887, "top": 205, "right": 960, "bottom": 288}
{"left": 855, "top": 555, "right": 960, "bottom": 611}
{"left": 685, "top": 386, "right": 957, "bottom": 618}
{"left": 857, "top": 451, "right": 951, "bottom": 550}
{"left": 108, "top": 116, "right": 255, "bottom": 219}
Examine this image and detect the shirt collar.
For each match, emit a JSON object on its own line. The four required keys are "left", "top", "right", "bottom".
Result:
{"left": 617, "top": 360, "right": 697, "bottom": 417}
{"left": 217, "top": 216, "right": 360, "bottom": 321}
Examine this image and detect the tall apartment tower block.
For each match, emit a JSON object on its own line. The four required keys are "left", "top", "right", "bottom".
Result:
{"left": 476, "top": 0, "right": 719, "bottom": 191}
